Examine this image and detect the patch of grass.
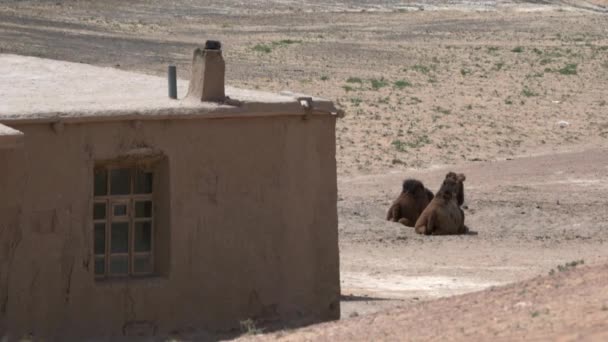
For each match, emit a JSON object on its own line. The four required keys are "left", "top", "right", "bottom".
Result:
{"left": 539, "top": 58, "right": 553, "bottom": 65}
{"left": 531, "top": 311, "right": 540, "bottom": 318}
{"left": 532, "top": 47, "right": 543, "bottom": 55}
{"left": 370, "top": 78, "right": 389, "bottom": 90}
{"left": 392, "top": 135, "right": 431, "bottom": 151}
{"left": 460, "top": 68, "right": 471, "bottom": 76}
{"left": 378, "top": 96, "right": 390, "bottom": 104}
{"left": 544, "top": 50, "right": 564, "bottom": 58}
{"left": 346, "top": 77, "right": 363, "bottom": 84}
{"left": 505, "top": 98, "right": 513, "bottom": 105}
{"left": 240, "top": 319, "right": 264, "bottom": 335}
{"left": 320, "top": 75, "right": 329, "bottom": 81}
{"left": 434, "top": 106, "right": 451, "bottom": 115}
{"left": 511, "top": 46, "right": 524, "bottom": 53}
{"left": 272, "top": 39, "right": 302, "bottom": 46}
{"left": 394, "top": 79, "right": 412, "bottom": 89}
{"left": 526, "top": 72, "right": 544, "bottom": 78}
{"left": 409, "top": 97, "right": 422, "bottom": 104}
{"left": 392, "top": 140, "right": 408, "bottom": 152}
{"left": 350, "top": 97, "right": 363, "bottom": 106}
{"left": 487, "top": 46, "right": 499, "bottom": 53}
{"left": 557, "top": 259, "right": 584, "bottom": 272}
{"left": 411, "top": 64, "right": 433, "bottom": 74}
{"left": 494, "top": 62, "right": 505, "bottom": 71}
{"left": 342, "top": 85, "right": 354, "bottom": 92}
{"left": 550, "top": 259, "right": 585, "bottom": 275}
{"left": 253, "top": 39, "right": 302, "bottom": 53}
{"left": 521, "top": 87, "right": 538, "bottom": 97}
{"left": 557, "top": 63, "right": 578, "bottom": 75}
{"left": 253, "top": 44, "right": 272, "bottom": 53}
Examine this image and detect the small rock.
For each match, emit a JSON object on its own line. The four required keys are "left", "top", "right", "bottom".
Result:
{"left": 556, "top": 120, "right": 570, "bottom": 128}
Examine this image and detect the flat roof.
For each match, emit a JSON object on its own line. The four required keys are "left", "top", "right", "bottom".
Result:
{"left": 0, "top": 54, "right": 338, "bottom": 124}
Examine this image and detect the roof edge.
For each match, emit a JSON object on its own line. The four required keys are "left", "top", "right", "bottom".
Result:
{"left": 0, "top": 124, "right": 24, "bottom": 149}
{"left": 0, "top": 100, "right": 340, "bottom": 125}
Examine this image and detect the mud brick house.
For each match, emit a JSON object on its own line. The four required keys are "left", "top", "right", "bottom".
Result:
{"left": 0, "top": 43, "right": 342, "bottom": 339}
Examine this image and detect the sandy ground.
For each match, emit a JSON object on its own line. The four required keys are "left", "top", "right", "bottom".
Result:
{"left": 1, "top": 1, "right": 608, "bottom": 340}
{"left": 240, "top": 262, "right": 608, "bottom": 341}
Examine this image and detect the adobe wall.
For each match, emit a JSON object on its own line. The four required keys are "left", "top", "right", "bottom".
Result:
{"left": 0, "top": 115, "right": 339, "bottom": 339}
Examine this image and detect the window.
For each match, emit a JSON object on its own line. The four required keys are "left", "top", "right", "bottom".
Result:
{"left": 93, "top": 165, "right": 155, "bottom": 278}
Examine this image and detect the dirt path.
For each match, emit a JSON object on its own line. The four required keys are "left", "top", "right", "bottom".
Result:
{"left": 241, "top": 262, "right": 608, "bottom": 341}
{"left": 337, "top": 147, "right": 608, "bottom": 317}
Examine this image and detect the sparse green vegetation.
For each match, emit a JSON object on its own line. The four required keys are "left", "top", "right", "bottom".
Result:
{"left": 557, "top": 259, "right": 584, "bottom": 272}
{"left": 557, "top": 63, "right": 578, "bottom": 75}
{"left": 494, "top": 62, "right": 505, "bottom": 71}
{"left": 253, "top": 44, "right": 272, "bottom": 53}
{"left": 394, "top": 80, "right": 412, "bottom": 89}
{"left": 460, "top": 68, "right": 471, "bottom": 76}
{"left": 350, "top": 97, "right": 363, "bottom": 106}
{"left": 342, "top": 85, "right": 354, "bottom": 92}
{"left": 347, "top": 77, "right": 363, "bottom": 84}
{"left": 411, "top": 64, "right": 433, "bottom": 74}
{"left": 522, "top": 87, "right": 538, "bottom": 97}
{"left": 549, "top": 260, "right": 585, "bottom": 275}
{"left": 272, "top": 39, "right": 302, "bottom": 46}
{"left": 512, "top": 46, "right": 524, "bottom": 53}
{"left": 487, "top": 46, "right": 499, "bottom": 53}
{"left": 434, "top": 106, "right": 451, "bottom": 115}
{"left": 320, "top": 75, "right": 329, "bottom": 81}
{"left": 252, "top": 39, "right": 302, "bottom": 53}
{"left": 370, "top": 78, "right": 389, "bottom": 90}
{"left": 540, "top": 58, "right": 553, "bottom": 65}
{"left": 240, "top": 319, "right": 264, "bottom": 335}
{"left": 532, "top": 48, "right": 543, "bottom": 55}
{"left": 410, "top": 97, "right": 422, "bottom": 104}
{"left": 392, "top": 134, "right": 431, "bottom": 151}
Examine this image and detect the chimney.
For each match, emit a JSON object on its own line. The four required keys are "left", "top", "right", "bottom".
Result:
{"left": 186, "top": 40, "right": 225, "bottom": 102}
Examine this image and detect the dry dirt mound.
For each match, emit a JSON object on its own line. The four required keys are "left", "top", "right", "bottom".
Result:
{"left": 239, "top": 263, "right": 608, "bottom": 341}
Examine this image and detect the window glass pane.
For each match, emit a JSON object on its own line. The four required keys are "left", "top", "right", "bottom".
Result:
{"left": 110, "top": 256, "right": 129, "bottom": 275}
{"left": 134, "top": 221, "right": 152, "bottom": 252}
{"left": 135, "top": 170, "right": 153, "bottom": 194}
{"left": 110, "top": 169, "right": 131, "bottom": 195}
{"left": 135, "top": 201, "right": 153, "bottom": 218}
{"left": 113, "top": 203, "right": 128, "bottom": 217}
{"left": 111, "top": 222, "right": 129, "bottom": 253}
{"left": 93, "top": 202, "right": 106, "bottom": 220}
{"left": 94, "top": 223, "right": 106, "bottom": 255}
{"left": 94, "top": 169, "right": 107, "bottom": 196}
{"left": 94, "top": 257, "right": 105, "bottom": 276}
{"left": 134, "top": 255, "right": 152, "bottom": 274}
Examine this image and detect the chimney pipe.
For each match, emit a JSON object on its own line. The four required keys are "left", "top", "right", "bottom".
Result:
{"left": 186, "top": 40, "right": 225, "bottom": 102}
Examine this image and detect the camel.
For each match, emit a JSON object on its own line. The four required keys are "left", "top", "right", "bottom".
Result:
{"left": 387, "top": 179, "right": 434, "bottom": 227}
{"left": 415, "top": 172, "right": 468, "bottom": 235}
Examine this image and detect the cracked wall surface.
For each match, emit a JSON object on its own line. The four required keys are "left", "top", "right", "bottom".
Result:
{"left": 0, "top": 116, "right": 340, "bottom": 339}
